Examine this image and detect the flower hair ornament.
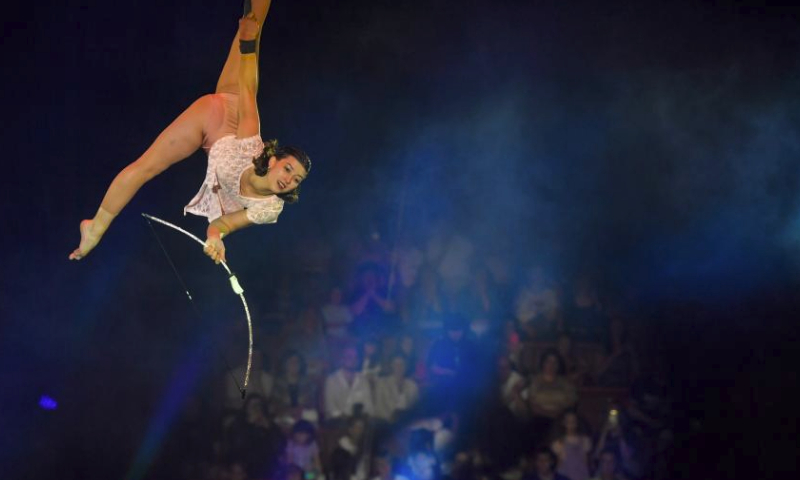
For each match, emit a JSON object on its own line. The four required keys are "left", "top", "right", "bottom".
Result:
{"left": 254, "top": 139, "right": 280, "bottom": 176}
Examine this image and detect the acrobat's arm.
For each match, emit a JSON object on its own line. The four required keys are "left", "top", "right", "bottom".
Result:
{"left": 204, "top": 210, "right": 254, "bottom": 264}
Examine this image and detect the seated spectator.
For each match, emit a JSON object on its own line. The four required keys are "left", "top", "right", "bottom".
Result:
{"left": 398, "top": 332, "right": 423, "bottom": 380}
{"left": 359, "top": 335, "right": 383, "bottom": 381}
{"left": 394, "top": 232, "right": 424, "bottom": 291}
{"left": 349, "top": 262, "right": 398, "bottom": 336}
{"left": 329, "top": 415, "right": 369, "bottom": 480}
{"left": 407, "top": 413, "right": 458, "bottom": 461}
{"left": 497, "top": 354, "right": 527, "bottom": 419}
{"left": 283, "top": 306, "right": 329, "bottom": 379}
{"left": 369, "top": 450, "right": 395, "bottom": 480}
{"left": 522, "top": 448, "right": 570, "bottom": 480}
{"left": 563, "top": 275, "right": 608, "bottom": 341}
{"left": 157, "top": 394, "right": 218, "bottom": 479}
{"left": 225, "top": 348, "right": 273, "bottom": 412}
{"left": 426, "top": 314, "right": 479, "bottom": 401}
{"left": 589, "top": 449, "right": 627, "bottom": 480}
{"left": 594, "top": 318, "right": 638, "bottom": 388}
{"left": 465, "top": 264, "right": 502, "bottom": 325}
{"left": 550, "top": 410, "right": 593, "bottom": 480}
{"left": 593, "top": 407, "right": 646, "bottom": 480}
{"left": 395, "top": 429, "right": 442, "bottom": 480}
{"left": 224, "top": 394, "right": 286, "bottom": 480}
{"left": 322, "top": 287, "right": 354, "bottom": 338}
{"left": 503, "top": 320, "right": 523, "bottom": 367}
{"left": 526, "top": 349, "right": 577, "bottom": 446}
{"left": 514, "top": 266, "right": 560, "bottom": 329}
{"left": 627, "top": 368, "right": 671, "bottom": 435}
{"left": 625, "top": 363, "right": 673, "bottom": 477}
{"left": 528, "top": 350, "right": 578, "bottom": 417}
{"left": 324, "top": 346, "right": 375, "bottom": 421}
{"left": 272, "top": 350, "right": 320, "bottom": 426}
{"left": 398, "top": 449, "right": 440, "bottom": 480}
{"left": 375, "top": 353, "right": 420, "bottom": 422}
{"left": 476, "top": 354, "right": 529, "bottom": 470}
{"left": 276, "top": 463, "right": 307, "bottom": 480}
{"left": 556, "top": 333, "right": 589, "bottom": 386}
{"left": 285, "top": 420, "right": 323, "bottom": 478}
{"left": 379, "top": 334, "right": 399, "bottom": 372}
{"left": 403, "top": 265, "right": 444, "bottom": 330}
{"left": 449, "top": 447, "right": 495, "bottom": 480}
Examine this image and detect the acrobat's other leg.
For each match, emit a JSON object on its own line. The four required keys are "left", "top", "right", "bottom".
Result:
{"left": 69, "top": 95, "right": 216, "bottom": 260}
{"left": 215, "top": 0, "right": 272, "bottom": 94}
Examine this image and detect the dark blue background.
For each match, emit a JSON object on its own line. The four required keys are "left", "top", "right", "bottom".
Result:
{"left": 1, "top": 0, "right": 798, "bottom": 477}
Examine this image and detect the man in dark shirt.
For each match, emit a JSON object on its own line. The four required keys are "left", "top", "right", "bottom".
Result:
{"left": 425, "top": 313, "right": 483, "bottom": 414}
{"left": 523, "top": 448, "right": 571, "bottom": 480}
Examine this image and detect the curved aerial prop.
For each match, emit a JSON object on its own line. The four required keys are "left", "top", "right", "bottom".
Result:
{"left": 142, "top": 213, "right": 253, "bottom": 398}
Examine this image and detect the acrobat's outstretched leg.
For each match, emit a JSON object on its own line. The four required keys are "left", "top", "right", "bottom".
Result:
{"left": 215, "top": 0, "right": 272, "bottom": 94}
{"left": 69, "top": 95, "right": 220, "bottom": 260}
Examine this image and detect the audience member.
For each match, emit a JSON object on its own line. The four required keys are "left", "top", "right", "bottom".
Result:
{"left": 497, "top": 354, "right": 528, "bottom": 419}
{"left": 359, "top": 336, "right": 383, "bottom": 381}
{"left": 522, "top": 448, "right": 570, "bottom": 480}
{"left": 375, "top": 353, "right": 420, "bottom": 423}
{"left": 329, "top": 415, "right": 370, "bottom": 480}
{"left": 426, "top": 223, "right": 475, "bottom": 299}
{"left": 514, "top": 266, "right": 560, "bottom": 330}
{"left": 322, "top": 287, "right": 355, "bottom": 338}
{"left": 594, "top": 318, "right": 638, "bottom": 388}
{"left": 550, "top": 410, "right": 593, "bottom": 480}
{"left": 527, "top": 349, "right": 578, "bottom": 447}
{"left": 276, "top": 463, "right": 307, "bottom": 480}
{"left": 563, "top": 275, "right": 607, "bottom": 341}
{"left": 286, "top": 420, "right": 323, "bottom": 478}
{"left": 225, "top": 394, "right": 287, "bottom": 480}
{"left": 393, "top": 232, "right": 425, "bottom": 291}
{"left": 272, "top": 350, "right": 320, "bottom": 426}
{"left": 593, "top": 408, "right": 646, "bottom": 480}
{"left": 395, "top": 429, "right": 442, "bottom": 480}
{"left": 589, "top": 449, "right": 627, "bottom": 480}
{"left": 398, "top": 332, "right": 423, "bottom": 380}
{"left": 226, "top": 348, "right": 273, "bottom": 412}
{"left": 324, "top": 346, "right": 375, "bottom": 421}
{"left": 463, "top": 265, "right": 503, "bottom": 337}
{"left": 404, "top": 266, "right": 445, "bottom": 330}
{"left": 407, "top": 414, "right": 458, "bottom": 461}
{"left": 350, "top": 262, "right": 398, "bottom": 336}
{"left": 556, "top": 333, "right": 589, "bottom": 386}
{"left": 283, "top": 305, "right": 329, "bottom": 379}
{"left": 369, "top": 450, "right": 395, "bottom": 480}
{"left": 426, "top": 314, "right": 480, "bottom": 410}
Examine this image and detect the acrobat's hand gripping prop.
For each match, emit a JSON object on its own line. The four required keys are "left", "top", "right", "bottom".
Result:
{"left": 142, "top": 213, "right": 253, "bottom": 399}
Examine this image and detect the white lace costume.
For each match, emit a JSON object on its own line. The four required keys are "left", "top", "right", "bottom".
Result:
{"left": 184, "top": 135, "right": 284, "bottom": 224}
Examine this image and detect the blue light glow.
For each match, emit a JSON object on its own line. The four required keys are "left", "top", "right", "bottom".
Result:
{"left": 39, "top": 395, "right": 57, "bottom": 410}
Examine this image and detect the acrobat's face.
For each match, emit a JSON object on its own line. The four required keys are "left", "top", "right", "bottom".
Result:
{"left": 267, "top": 155, "right": 308, "bottom": 194}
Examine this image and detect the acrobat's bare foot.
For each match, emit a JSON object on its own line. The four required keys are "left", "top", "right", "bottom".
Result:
{"left": 69, "top": 220, "right": 103, "bottom": 260}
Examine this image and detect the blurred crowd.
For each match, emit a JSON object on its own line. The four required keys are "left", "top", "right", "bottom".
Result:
{"left": 153, "top": 223, "right": 675, "bottom": 480}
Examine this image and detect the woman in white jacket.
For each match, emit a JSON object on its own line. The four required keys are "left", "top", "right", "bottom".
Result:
{"left": 375, "top": 353, "right": 419, "bottom": 422}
